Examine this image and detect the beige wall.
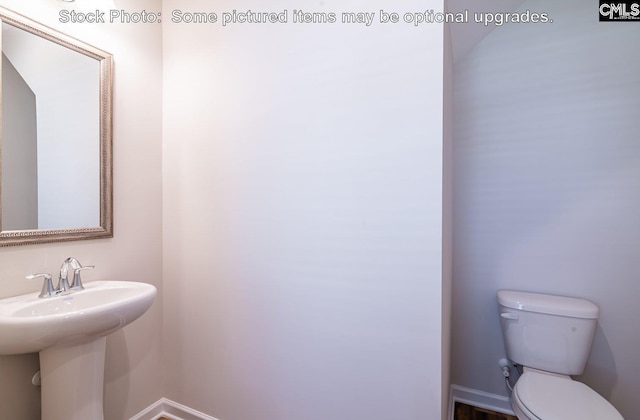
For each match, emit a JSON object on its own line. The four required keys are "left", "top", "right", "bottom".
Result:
{"left": 1, "top": 1, "right": 453, "bottom": 419}
{"left": 0, "top": 0, "right": 164, "bottom": 419}
{"left": 442, "top": 21, "right": 454, "bottom": 420}
{"left": 162, "top": 0, "right": 448, "bottom": 419}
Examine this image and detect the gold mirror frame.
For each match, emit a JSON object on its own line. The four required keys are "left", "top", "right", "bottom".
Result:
{"left": 0, "top": 7, "right": 112, "bottom": 247}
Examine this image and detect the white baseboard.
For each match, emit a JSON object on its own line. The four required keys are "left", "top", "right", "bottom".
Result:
{"left": 130, "top": 398, "right": 219, "bottom": 420}
{"left": 448, "top": 384, "right": 515, "bottom": 420}
{"left": 135, "top": 388, "right": 513, "bottom": 420}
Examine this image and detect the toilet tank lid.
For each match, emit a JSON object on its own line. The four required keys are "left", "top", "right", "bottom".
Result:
{"left": 497, "top": 290, "right": 599, "bottom": 319}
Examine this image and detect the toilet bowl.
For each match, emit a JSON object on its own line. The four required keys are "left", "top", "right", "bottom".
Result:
{"left": 497, "top": 290, "right": 623, "bottom": 420}
{"left": 510, "top": 368, "right": 622, "bottom": 420}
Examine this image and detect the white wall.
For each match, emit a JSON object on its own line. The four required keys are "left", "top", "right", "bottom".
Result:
{"left": 0, "top": 1, "right": 164, "bottom": 419}
{"left": 452, "top": 0, "right": 640, "bottom": 418}
{"left": 163, "top": 0, "right": 448, "bottom": 418}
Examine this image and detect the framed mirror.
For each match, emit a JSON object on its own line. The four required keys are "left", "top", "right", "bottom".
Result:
{"left": 0, "top": 7, "right": 112, "bottom": 246}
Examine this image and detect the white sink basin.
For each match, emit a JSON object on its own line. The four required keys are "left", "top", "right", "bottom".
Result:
{"left": 0, "top": 280, "right": 156, "bottom": 355}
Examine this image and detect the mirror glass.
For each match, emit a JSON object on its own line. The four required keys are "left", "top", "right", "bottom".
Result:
{"left": 0, "top": 7, "right": 112, "bottom": 246}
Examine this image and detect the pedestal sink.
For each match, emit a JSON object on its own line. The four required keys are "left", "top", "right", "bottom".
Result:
{"left": 0, "top": 280, "right": 156, "bottom": 420}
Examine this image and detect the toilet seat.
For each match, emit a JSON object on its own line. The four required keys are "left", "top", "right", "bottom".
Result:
{"left": 512, "top": 370, "right": 623, "bottom": 420}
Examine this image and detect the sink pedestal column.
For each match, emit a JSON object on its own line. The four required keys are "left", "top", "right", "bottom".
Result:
{"left": 39, "top": 337, "right": 107, "bottom": 420}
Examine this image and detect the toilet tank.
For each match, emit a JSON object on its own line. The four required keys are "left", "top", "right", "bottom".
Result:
{"left": 497, "top": 290, "right": 599, "bottom": 375}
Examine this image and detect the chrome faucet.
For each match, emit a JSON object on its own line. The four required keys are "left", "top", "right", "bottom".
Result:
{"left": 59, "top": 257, "right": 94, "bottom": 292}
{"left": 25, "top": 273, "right": 56, "bottom": 298}
{"left": 26, "top": 258, "right": 95, "bottom": 298}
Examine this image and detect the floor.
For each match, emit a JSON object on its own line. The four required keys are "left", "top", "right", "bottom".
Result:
{"left": 454, "top": 402, "right": 518, "bottom": 420}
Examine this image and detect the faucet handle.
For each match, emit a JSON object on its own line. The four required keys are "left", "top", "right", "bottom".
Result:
{"left": 26, "top": 273, "right": 56, "bottom": 298}
{"left": 70, "top": 265, "right": 94, "bottom": 290}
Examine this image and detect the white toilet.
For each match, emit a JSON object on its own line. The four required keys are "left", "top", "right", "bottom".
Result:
{"left": 497, "top": 290, "right": 624, "bottom": 420}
